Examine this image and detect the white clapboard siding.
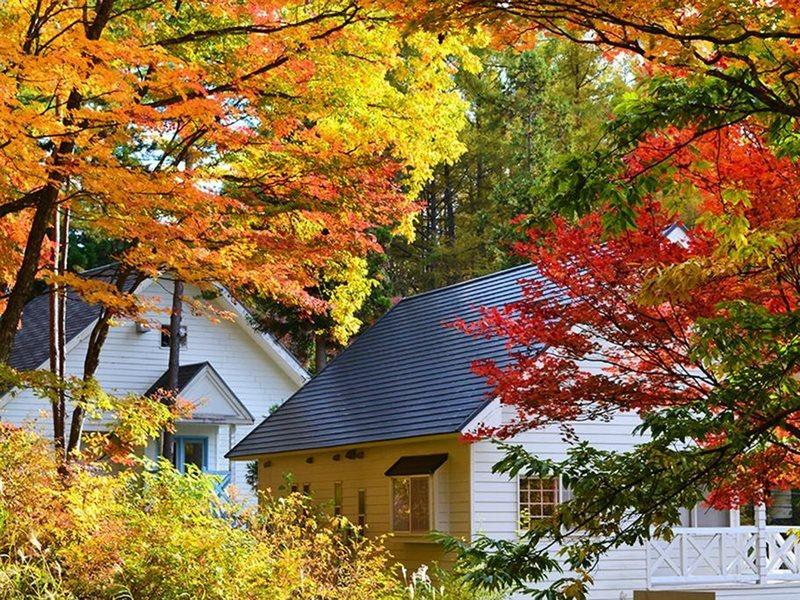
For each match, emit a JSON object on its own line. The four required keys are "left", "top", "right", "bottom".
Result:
{"left": 471, "top": 404, "right": 651, "bottom": 600}
{"left": 0, "top": 279, "right": 300, "bottom": 501}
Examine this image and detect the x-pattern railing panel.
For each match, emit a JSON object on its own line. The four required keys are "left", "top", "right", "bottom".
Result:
{"left": 767, "top": 530, "right": 800, "bottom": 574}
{"left": 729, "top": 532, "right": 758, "bottom": 575}
{"left": 650, "top": 535, "right": 684, "bottom": 577}
{"left": 647, "top": 527, "right": 795, "bottom": 585}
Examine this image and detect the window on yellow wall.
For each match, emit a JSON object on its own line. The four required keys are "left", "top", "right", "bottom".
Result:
{"left": 334, "top": 481, "right": 343, "bottom": 516}
{"left": 391, "top": 476, "right": 430, "bottom": 533}
{"left": 357, "top": 488, "right": 366, "bottom": 527}
{"left": 302, "top": 483, "right": 311, "bottom": 495}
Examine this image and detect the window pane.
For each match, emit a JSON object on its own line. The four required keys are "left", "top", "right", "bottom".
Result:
{"left": 765, "top": 490, "right": 800, "bottom": 526}
{"left": 410, "top": 477, "right": 430, "bottom": 532}
{"left": 183, "top": 440, "right": 204, "bottom": 471}
{"left": 358, "top": 489, "right": 366, "bottom": 527}
{"left": 334, "top": 482, "right": 342, "bottom": 516}
{"left": 392, "top": 478, "right": 410, "bottom": 531}
{"left": 519, "top": 477, "right": 559, "bottom": 527}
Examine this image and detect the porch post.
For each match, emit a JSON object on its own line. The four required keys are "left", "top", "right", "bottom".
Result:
{"left": 755, "top": 503, "right": 768, "bottom": 584}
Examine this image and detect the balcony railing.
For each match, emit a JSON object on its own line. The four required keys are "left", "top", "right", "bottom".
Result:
{"left": 207, "top": 470, "right": 231, "bottom": 498}
{"left": 647, "top": 525, "right": 800, "bottom": 587}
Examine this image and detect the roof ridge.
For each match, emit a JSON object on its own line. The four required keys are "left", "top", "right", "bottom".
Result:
{"left": 180, "top": 361, "right": 211, "bottom": 368}
{"left": 77, "top": 261, "right": 121, "bottom": 276}
{"left": 398, "top": 262, "right": 536, "bottom": 304}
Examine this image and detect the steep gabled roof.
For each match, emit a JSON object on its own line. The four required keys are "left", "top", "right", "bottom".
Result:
{"left": 8, "top": 264, "right": 139, "bottom": 371}
{"left": 7, "top": 265, "right": 307, "bottom": 385}
{"left": 144, "top": 361, "right": 210, "bottom": 397}
{"left": 227, "top": 263, "right": 548, "bottom": 458}
{"left": 145, "top": 361, "right": 254, "bottom": 425}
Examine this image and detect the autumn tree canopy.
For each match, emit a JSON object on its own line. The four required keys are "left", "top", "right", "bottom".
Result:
{"left": 0, "top": 0, "right": 484, "bottom": 459}
{"left": 0, "top": 0, "right": 480, "bottom": 359}
{"left": 446, "top": 132, "right": 800, "bottom": 598}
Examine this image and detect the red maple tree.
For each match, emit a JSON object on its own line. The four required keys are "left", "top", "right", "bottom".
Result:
{"left": 458, "top": 123, "right": 800, "bottom": 507}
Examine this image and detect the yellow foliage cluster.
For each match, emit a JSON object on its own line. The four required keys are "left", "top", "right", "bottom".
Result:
{"left": 323, "top": 255, "right": 378, "bottom": 344}
{"left": 0, "top": 0, "right": 486, "bottom": 344}
{"left": 0, "top": 425, "right": 405, "bottom": 600}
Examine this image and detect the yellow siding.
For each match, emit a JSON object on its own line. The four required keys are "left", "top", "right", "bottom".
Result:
{"left": 256, "top": 435, "right": 471, "bottom": 572}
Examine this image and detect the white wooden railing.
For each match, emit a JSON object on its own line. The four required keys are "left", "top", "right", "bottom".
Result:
{"left": 646, "top": 524, "right": 800, "bottom": 587}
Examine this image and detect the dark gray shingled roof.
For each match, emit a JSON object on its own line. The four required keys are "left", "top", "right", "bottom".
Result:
{"left": 8, "top": 264, "right": 139, "bottom": 371}
{"left": 227, "top": 263, "right": 548, "bottom": 457}
{"left": 144, "top": 361, "right": 211, "bottom": 396}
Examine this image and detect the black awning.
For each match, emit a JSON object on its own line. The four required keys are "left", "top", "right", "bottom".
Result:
{"left": 384, "top": 453, "right": 448, "bottom": 477}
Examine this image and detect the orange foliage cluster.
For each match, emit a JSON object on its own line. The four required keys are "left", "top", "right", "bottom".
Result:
{"left": 0, "top": 0, "right": 476, "bottom": 337}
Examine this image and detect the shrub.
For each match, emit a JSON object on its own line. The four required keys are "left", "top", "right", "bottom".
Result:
{"left": 0, "top": 425, "right": 496, "bottom": 599}
{"left": 0, "top": 425, "right": 404, "bottom": 599}
{"left": 400, "top": 565, "right": 505, "bottom": 600}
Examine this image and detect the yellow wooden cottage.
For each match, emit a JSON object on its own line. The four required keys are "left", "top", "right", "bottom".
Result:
{"left": 228, "top": 265, "right": 800, "bottom": 600}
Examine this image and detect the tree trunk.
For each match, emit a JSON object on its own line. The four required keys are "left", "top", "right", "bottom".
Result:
{"left": 161, "top": 278, "right": 183, "bottom": 463}
{"left": 443, "top": 163, "right": 455, "bottom": 245}
{"left": 49, "top": 207, "right": 65, "bottom": 457}
{"left": 0, "top": 4, "right": 114, "bottom": 365}
{"left": 314, "top": 331, "right": 328, "bottom": 374}
{"left": 56, "top": 207, "right": 69, "bottom": 453}
{"left": 0, "top": 187, "right": 60, "bottom": 363}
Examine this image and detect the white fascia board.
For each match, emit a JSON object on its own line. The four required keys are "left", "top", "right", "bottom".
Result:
{"left": 213, "top": 285, "right": 309, "bottom": 386}
{"left": 460, "top": 397, "right": 503, "bottom": 435}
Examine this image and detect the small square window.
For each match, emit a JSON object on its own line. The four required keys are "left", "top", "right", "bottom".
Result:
{"left": 160, "top": 324, "right": 187, "bottom": 348}
{"left": 519, "top": 477, "right": 560, "bottom": 528}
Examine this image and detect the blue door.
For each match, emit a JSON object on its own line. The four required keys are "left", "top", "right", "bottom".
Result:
{"left": 172, "top": 436, "right": 208, "bottom": 473}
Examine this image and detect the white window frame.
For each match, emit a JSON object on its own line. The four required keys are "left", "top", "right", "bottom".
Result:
{"left": 389, "top": 474, "right": 433, "bottom": 534}
{"left": 518, "top": 476, "right": 562, "bottom": 528}
{"left": 160, "top": 323, "right": 187, "bottom": 348}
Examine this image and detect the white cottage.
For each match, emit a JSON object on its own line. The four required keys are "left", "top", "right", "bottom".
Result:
{"left": 1, "top": 264, "right": 307, "bottom": 500}
{"left": 228, "top": 264, "right": 800, "bottom": 599}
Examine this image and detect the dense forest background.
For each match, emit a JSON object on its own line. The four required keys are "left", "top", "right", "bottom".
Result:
{"left": 67, "top": 40, "right": 630, "bottom": 371}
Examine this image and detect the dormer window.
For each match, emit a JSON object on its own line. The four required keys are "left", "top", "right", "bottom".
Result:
{"left": 160, "top": 324, "right": 187, "bottom": 348}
